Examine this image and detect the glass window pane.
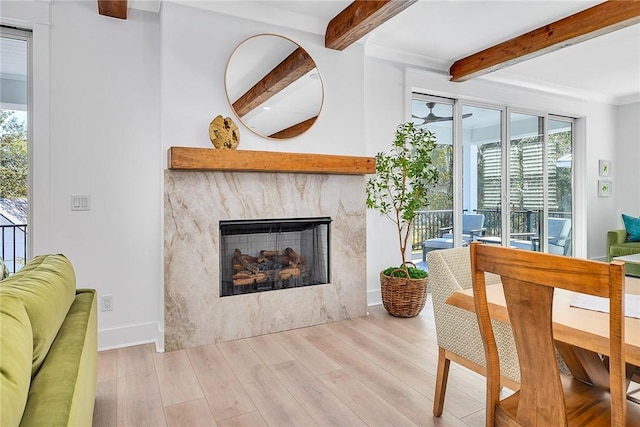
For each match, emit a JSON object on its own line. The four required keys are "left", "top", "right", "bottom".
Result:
{"left": 0, "top": 32, "right": 29, "bottom": 273}
{"left": 509, "top": 112, "right": 543, "bottom": 251}
{"left": 411, "top": 98, "right": 453, "bottom": 257}
{"left": 463, "top": 105, "right": 502, "bottom": 240}
{"left": 549, "top": 118, "right": 573, "bottom": 256}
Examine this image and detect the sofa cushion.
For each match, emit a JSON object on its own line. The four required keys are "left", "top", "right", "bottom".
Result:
{"left": 622, "top": 214, "right": 640, "bottom": 242}
{"left": 0, "top": 254, "right": 76, "bottom": 377}
{"left": 0, "top": 293, "right": 33, "bottom": 427}
{"left": 20, "top": 290, "right": 97, "bottom": 427}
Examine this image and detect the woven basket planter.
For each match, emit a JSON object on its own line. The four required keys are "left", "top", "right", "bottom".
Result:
{"left": 380, "top": 267, "right": 428, "bottom": 318}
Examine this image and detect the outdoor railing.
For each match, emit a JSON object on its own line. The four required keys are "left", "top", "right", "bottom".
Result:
{"left": 1, "top": 224, "right": 27, "bottom": 274}
{"left": 412, "top": 209, "right": 572, "bottom": 250}
{"left": 412, "top": 210, "right": 453, "bottom": 250}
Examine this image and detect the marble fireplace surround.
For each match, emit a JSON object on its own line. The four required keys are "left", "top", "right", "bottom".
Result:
{"left": 164, "top": 148, "right": 374, "bottom": 351}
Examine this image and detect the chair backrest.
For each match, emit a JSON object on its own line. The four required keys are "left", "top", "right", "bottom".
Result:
{"left": 427, "top": 248, "right": 520, "bottom": 382}
{"left": 462, "top": 214, "right": 485, "bottom": 234}
{"left": 469, "top": 242, "right": 626, "bottom": 426}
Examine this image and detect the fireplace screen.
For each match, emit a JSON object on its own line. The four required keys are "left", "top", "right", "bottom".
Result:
{"left": 220, "top": 217, "right": 331, "bottom": 297}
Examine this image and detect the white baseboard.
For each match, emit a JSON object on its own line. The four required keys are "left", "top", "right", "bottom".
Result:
{"left": 367, "top": 289, "right": 382, "bottom": 307}
{"left": 98, "top": 322, "right": 164, "bottom": 353}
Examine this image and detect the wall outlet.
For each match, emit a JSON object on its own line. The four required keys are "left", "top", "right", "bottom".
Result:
{"left": 101, "top": 295, "right": 113, "bottom": 312}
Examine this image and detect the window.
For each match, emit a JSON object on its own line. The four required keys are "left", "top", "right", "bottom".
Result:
{"left": 0, "top": 27, "right": 30, "bottom": 272}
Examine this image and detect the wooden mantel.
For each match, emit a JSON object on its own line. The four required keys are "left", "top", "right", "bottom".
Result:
{"left": 168, "top": 147, "right": 376, "bottom": 175}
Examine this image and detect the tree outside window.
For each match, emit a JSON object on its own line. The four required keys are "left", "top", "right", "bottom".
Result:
{"left": 0, "top": 110, "right": 28, "bottom": 199}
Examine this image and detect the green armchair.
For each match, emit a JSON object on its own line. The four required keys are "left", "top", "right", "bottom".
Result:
{"left": 607, "top": 228, "right": 640, "bottom": 277}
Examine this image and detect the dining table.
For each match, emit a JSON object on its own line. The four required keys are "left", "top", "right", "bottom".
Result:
{"left": 446, "top": 275, "right": 640, "bottom": 390}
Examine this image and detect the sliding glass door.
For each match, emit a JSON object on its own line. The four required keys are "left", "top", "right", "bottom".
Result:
{"left": 413, "top": 92, "right": 574, "bottom": 259}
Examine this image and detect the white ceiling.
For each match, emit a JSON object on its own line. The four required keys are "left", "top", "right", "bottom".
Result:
{"left": 181, "top": 0, "right": 640, "bottom": 106}
{"left": 3, "top": 0, "right": 637, "bottom": 131}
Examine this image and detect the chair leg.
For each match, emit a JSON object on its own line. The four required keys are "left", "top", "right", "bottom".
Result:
{"left": 433, "top": 346, "right": 451, "bottom": 417}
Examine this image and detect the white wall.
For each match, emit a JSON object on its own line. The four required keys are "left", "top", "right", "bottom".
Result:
{"left": 4, "top": 1, "right": 637, "bottom": 346}
{"left": 364, "top": 57, "right": 407, "bottom": 305}
{"left": 4, "top": 0, "right": 367, "bottom": 351}
{"left": 48, "top": 2, "right": 162, "bottom": 349}
{"left": 160, "top": 2, "right": 365, "bottom": 156}
{"left": 613, "top": 102, "right": 640, "bottom": 223}
{"left": 3, "top": 1, "right": 164, "bottom": 350}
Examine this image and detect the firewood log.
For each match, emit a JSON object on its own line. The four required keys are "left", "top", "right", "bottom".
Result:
{"left": 260, "top": 250, "right": 279, "bottom": 257}
{"left": 279, "top": 267, "right": 301, "bottom": 280}
{"left": 232, "top": 248, "right": 260, "bottom": 273}
{"left": 232, "top": 271, "right": 267, "bottom": 285}
{"left": 284, "top": 247, "right": 304, "bottom": 266}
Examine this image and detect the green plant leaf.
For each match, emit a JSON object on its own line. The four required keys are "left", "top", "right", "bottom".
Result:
{"left": 366, "top": 122, "right": 439, "bottom": 268}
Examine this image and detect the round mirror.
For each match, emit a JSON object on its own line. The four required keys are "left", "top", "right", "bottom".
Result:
{"left": 225, "top": 34, "right": 324, "bottom": 140}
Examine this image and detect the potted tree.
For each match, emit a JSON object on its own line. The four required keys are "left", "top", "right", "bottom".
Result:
{"left": 366, "top": 122, "right": 439, "bottom": 317}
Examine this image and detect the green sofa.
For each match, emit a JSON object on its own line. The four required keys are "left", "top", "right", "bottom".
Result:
{"left": 0, "top": 254, "right": 97, "bottom": 426}
{"left": 607, "top": 229, "right": 640, "bottom": 277}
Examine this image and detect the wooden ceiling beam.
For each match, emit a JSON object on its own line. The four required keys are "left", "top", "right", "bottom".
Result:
{"left": 450, "top": 0, "right": 640, "bottom": 82}
{"left": 233, "top": 1, "right": 417, "bottom": 126}
{"left": 326, "top": 0, "right": 418, "bottom": 50}
{"left": 269, "top": 116, "right": 318, "bottom": 139}
{"left": 232, "top": 47, "right": 315, "bottom": 117}
{"left": 98, "top": 0, "right": 128, "bottom": 20}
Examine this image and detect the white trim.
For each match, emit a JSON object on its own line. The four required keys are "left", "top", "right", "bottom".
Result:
{"left": 130, "top": 0, "right": 161, "bottom": 14}
{"left": 0, "top": 1, "right": 50, "bottom": 28}
{"left": 503, "top": 107, "right": 511, "bottom": 241}
{"left": 165, "top": 0, "right": 330, "bottom": 35}
{"left": 367, "top": 288, "right": 382, "bottom": 307}
{"left": 2, "top": 2, "right": 52, "bottom": 256}
{"left": 479, "top": 71, "right": 620, "bottom": 106}
{"left": 30, "top": 21, "right": 51, "bottom": 256}
{"left": 573, "top": 117, "right": 587, "bottom": 259}
{"left": 98, "top": 322, "right": 165, "bottom": 353}
{"left": 366, "top": 43, "right": 449, "bottom": 74}
{"left": 453, "top": 99, "right": 463, "bottom": 248}
{"left": 542, "top": 114, "right": 550, "bottom": 253}
{"left": 406, "top": 68, "right": 588, "bottom": 119}
{"left": 1, "top": 26, "right": 34, "bottom": 260}
{"left": 617, "top": 93, "right": 640, "bottom": 106}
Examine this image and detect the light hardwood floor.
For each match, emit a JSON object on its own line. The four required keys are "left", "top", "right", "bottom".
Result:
{"left": 92, "top": 295, "right": 493, "bottom": 427}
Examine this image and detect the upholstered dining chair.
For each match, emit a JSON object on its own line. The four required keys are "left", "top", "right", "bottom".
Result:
{"left": 469, "top": 242, "right": 640, "bottom": 426}
{"left": 427, "top": 247, "right": 520, "bottom": 417}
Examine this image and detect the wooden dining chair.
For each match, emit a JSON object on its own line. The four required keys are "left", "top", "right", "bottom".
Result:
{"left": 469, "top": 242, "right": 640, "bottom": 426}
{"left": 427, "top": 247, "right": 520, "bottom": 417}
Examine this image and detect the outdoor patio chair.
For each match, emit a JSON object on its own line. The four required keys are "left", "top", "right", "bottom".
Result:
{"left": 422, "top": 213, "right": 485, "bottom": 261}
{"left": 510, "top": 217, "right": 571, "bottom": 255}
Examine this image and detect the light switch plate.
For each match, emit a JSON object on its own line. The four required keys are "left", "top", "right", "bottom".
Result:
{"left": 71, "top": 195, "right": 90, "bottom": 211}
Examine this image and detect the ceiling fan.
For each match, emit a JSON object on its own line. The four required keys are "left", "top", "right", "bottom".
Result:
{"left": 412, "top": 102, "right": 472, "bottom": 125}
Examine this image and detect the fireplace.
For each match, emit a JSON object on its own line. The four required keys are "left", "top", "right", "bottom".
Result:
{"left": 164, "top": 169, "right": 367, "bottom": 350}
{"left": 219, "top": 217, "right": 331, "bottom": 296}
